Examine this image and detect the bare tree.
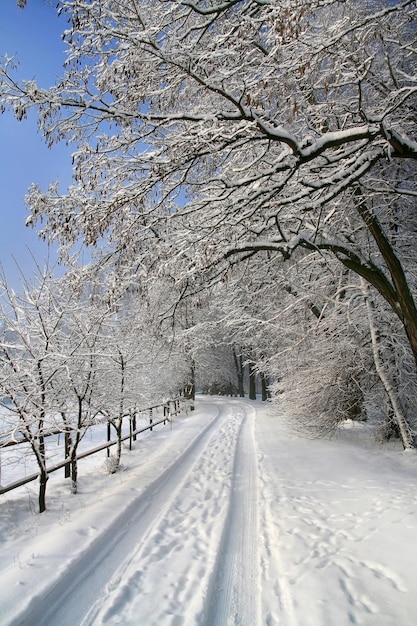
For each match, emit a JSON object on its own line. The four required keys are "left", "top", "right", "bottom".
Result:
{"left": 362, "top": 280, "right": 416, "bottom": 449}
{"left": 53, "top": 279, "right": 108, "bottom": 493}
{"left": 0, "top": 269, "right": 65, "bottom": 512}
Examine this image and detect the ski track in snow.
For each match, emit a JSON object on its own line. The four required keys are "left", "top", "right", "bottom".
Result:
{"left": 201, "top": 402, "right": 260, "bottom": 626}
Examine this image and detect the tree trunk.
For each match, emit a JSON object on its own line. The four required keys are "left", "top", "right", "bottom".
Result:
{"left": 248, "top": 359, "right": 256, "bottom": 400}
{"left": 64, "top": 430, "right": 71, "bottom": 479}
{"left": 355, "top": 190, "right": 417, "bottom": 373}
{"left": 37, "top": 428, "right": 48, "bottom": 513}
{"left": 116, "top": 350, "right": 125, "bottom": 464}
{"left": 261, "top": 372, "right": 270, "bottom": 401}
{"left": 184, "top": 359, "right": 196, "bottom": 409}
{"left": 70, "top": 453, "right": 78, "bottom": 495}
{"left": 70, "top": 399, "right": 83, "bottom": 492}
{"left": 116, "top": 422, "right": 122, "bottom": 467}
{"left": 38, "top": 468, "right": 48, "bottom": 514}
{"left": 232, "top": 347, "right": 245, "bottom": 397}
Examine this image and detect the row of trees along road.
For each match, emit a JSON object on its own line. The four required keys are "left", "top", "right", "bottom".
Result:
{"left": 1, "top": 0, "right": 416, "bottom": 458}
{"left": 0, "top": 266, "right": 191, "bottom": 511}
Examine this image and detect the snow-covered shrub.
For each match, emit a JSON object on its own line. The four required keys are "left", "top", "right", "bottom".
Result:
{"left": 103, "top": 454, "right": 120, "bottom": 475}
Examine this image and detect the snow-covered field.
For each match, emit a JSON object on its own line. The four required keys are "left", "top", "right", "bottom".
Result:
{"left": 0, "top": 396, "right": 416, "bottom": 625}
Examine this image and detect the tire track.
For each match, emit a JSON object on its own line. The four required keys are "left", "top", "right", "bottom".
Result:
{"left": 14, "top": 399, "right": 261, "bottom": 626}
{"left": 14, "top": 402, "right": 225, "bottom": 626}
{"left": 83, "top": 401, "right": 244, "bottom": 625}
{"left": 201, "top": 402, "right": 261, "bottom": 626}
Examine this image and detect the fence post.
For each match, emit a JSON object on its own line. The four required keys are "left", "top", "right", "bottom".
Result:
{"left": 129, "top": 414, "right": 133, "bottom": 451}
{"left": 149, "top": 408, "right": 153, "bottom": 432}
{"left": 132, "top": 410, "right": 137, "bottom": 442}
{"left": 107, "top": 421, "right": 111, "bottom": 457}
{"left": 64, "top": 431, "right": 70, "bottom": 478}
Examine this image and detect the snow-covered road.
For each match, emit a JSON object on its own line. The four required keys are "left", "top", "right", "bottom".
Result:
{"left": 77, "top": 400, "right": 259, "bottom": 626}
{"left": 1, "top": 397, "right": 417, "bottom": 625}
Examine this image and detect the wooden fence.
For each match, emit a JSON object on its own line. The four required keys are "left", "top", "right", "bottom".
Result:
{"left": 0, "top": 397, "right": 186, "bottom": 496}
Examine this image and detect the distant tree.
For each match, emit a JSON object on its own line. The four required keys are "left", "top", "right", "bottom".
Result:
{"left": 96, "top": 310, "right": 140, "bottom": 472}
{"left": 277, "top": 290, "right": 375, "bottom": 438}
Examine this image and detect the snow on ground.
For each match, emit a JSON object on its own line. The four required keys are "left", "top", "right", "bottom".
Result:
{"left": 0, "top": 396, "right": 416, "bottom": 625}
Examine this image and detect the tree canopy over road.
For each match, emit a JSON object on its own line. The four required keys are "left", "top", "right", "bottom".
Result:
{"left": 1, "top": 0, "right": 417, "bottom": 448}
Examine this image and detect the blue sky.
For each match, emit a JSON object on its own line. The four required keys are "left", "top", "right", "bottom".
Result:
{"left": 0, "top": 0, "right": 73, "bottom": 288}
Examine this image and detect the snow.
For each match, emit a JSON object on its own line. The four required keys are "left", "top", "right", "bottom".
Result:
{"left": 0, "top": 397, "right": 416, "bottom": 625}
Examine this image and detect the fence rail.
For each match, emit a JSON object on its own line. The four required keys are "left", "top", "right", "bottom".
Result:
{"left": 0, "top": 397, "right": 186, "bottom": 496}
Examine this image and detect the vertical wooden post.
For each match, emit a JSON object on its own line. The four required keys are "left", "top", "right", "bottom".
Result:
{"left": 107, "top": 421, "right": 111, "bottom": 457}
{"left": 64, "top": 431, "right": 70, "bottom": 478}
{"left": 129, "top": 415, "right": 133, "bottom": 450}
{"left": 133, "top": 411, "right": 137, "bottom": 442}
